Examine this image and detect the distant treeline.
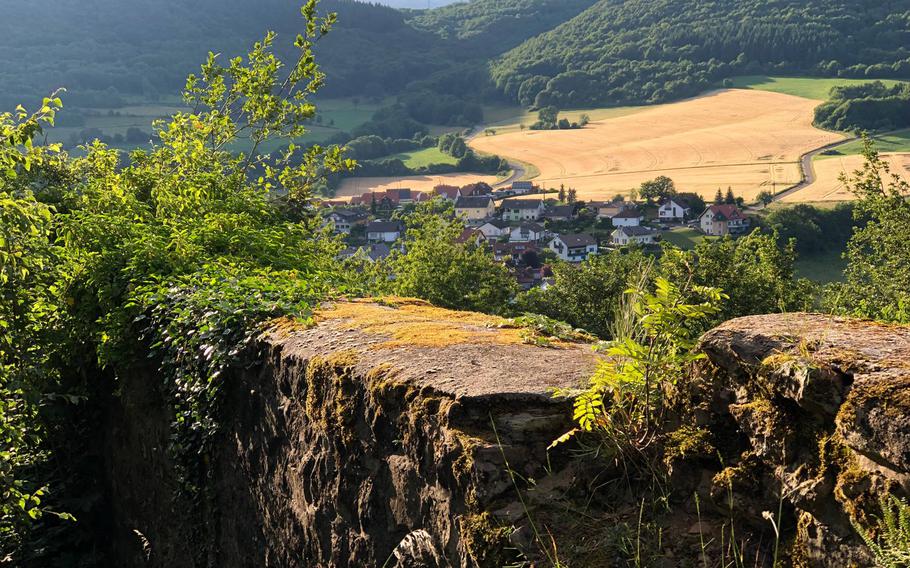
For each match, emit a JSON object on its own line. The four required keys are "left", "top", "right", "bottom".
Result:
{"left": 814, "top": 82, "right": 910, "bottom": 132}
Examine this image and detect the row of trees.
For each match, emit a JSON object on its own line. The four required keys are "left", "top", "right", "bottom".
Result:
{"left": 530, "top": 106, "right": 589, "bottom": 130}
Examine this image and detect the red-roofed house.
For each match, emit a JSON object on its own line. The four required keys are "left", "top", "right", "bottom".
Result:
{"left": 350, "top": 189, "right": 428, "bottom": 209}
{"left": 699, "top": 204, "right": 750, "bottom": 236}
{"left": 434, "top": 185, "right": 462, "bottom": 200}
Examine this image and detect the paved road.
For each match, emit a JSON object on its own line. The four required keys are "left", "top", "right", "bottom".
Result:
{"left": 766, "top": 135, "right": 858, "bottom": 205}
{"left": 493, "top": 160, "right": 527, "bottom": 188}
{"left": 465, "top": 125, "right": 527, "bottom": 189}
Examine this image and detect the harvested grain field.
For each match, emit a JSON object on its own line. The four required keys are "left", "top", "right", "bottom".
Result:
{"left": 334, "top": 173, "right": 501, "bottom": 199}
{"left": 470, "top": 89, "right": 844, "bottom": 202}
{"left": 780, "top": 153, "right": 910, "bottom": 202}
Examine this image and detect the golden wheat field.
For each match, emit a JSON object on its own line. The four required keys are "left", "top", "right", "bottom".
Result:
{"left": 470, "top": 89, "right": 845, "bottom": 202}
{"left": 334, "top": 173, "right": 501, "bottom": 198}
{"left": 780, "top": 153, "right": 910, "bottom": 202}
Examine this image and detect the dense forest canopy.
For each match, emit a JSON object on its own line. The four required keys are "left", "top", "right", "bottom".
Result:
{"left": 0, "top": 0, "right": 459, "bottom": 108}
{"left": 3, "top": 0, "right": 910, "bottom": 116}
{"left": 408, "top": 0, "right": 597, "bottom": 55}
{"left": 814, "top": 81, "right": 910, "bottom": 132}
{"left": 492, "top": 0, "right": 910, "bottom": 107}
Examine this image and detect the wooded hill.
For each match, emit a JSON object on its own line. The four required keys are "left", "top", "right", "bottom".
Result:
{"left": 492, "top": 0, "right": 910, "bottom": 107}
{"left": 2, "top": 0, "right": 910, "bottom": 115}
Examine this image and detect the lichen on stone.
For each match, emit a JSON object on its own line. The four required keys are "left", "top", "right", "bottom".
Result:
{"left": 304, "top": 350, "right": 361, "bottom": 442}
{"left": 459, "top": 512, "right": 513, "bottom": 567}
{"left": 664, "top": 425, "right": 715, "bottom": 463}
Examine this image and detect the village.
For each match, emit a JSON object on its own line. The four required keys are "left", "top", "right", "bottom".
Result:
{"left": 320, "top": 179, "right": 752, "bottom": 290}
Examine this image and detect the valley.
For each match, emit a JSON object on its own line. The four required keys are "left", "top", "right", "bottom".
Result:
{"left": 470, "top": 88, "right": 841, "bottom": 202}
{"left": 359, "top": 76, "right": 910, "bottom": 205}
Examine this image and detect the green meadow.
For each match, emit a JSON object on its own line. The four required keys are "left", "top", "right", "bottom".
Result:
{"left": 726, "top": 75, "right": 910, "bottom": 101}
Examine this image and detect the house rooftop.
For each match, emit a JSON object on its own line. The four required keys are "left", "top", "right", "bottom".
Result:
{"left": 702, "top": 204, "right": 745, "bottom": 221}
{"left": 557, "top": 233, "right": 597, "bottom": 247}
{"left": 480, "top": 219, "right": 510, "bottom": 229}
{"left": 502, "top": 198, "right": 544, "bottom": 210}
{"left": 616, "top": 226, "right": 658, "bottom": 237}
{"left": 329, "top": 209, "right": 368, "bottom": 220}
{"left": 367, "top": 220, "right": 403, "bottom": 233}
{"left": 542, "top": 205, "right": 575, "bottom": 217}
{"left": 612, "top": 208, "right": 643, "bottom": 219}
{"left": 456, "top": 228, "right": 483, "bottom": 243}
{"left": 660, "top": 197, "right": 692, "bottom": 208}
{"left": 455, "top": 195, "right": 494, "bottom": 209}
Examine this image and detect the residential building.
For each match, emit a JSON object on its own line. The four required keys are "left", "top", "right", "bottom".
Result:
{"left": 509, "top": 223, "right": 545, "bottom": 243}
{"left": 433, "top": 185, "right": 462, "bottom": 201}
{"left": 461, "top": 182, "right": 493, "bottom": 196}
{"left": 477, "top": 220, "right": 510, "bottom": 240}
{"left": 549, "top": 233, "right": 598, "bottom": 262}
{"left": 338, "top": 243, "right": 392, "bottom": 263}
{"left": 454, "top": 195, "right": 496, "bottom": 221}
{"left": 699, "top": 204, "right": 750, "bottom": 236}
{"left": 513, "top": 266, "right": 545, "bottom": 290}
{"left": 541, "top": 205, "right": 576, "bottom": 222}
{"left": 657, "top": 198, "right": 692, "bottom": 221}
{"left": 366, "top": 220, "right": 403, "bottom": 243}
{"left": 323, "top": 209, "right": 368, "bottom": 234}
{"left": 589, "top": 200, "right": 632, "bottom": 220}
{"left": 350, "top": 189, "right": 428, "bottom": 210}
{"left": 492, "top": 241, "right": 537, "bottom": 263}
{"left": 510, "top": 181, "right": 535, "bottom": 194}
{"left": 612, "top": 226, "right": 660, "bottom": 246}
{"left": 611, "top": 208, "right": 644, "bottom": 227}
{"left": 501, "top": 198, "right": 545, "bottom": 221}
{"left": 386, "top": 188, "right": 415, "bottom": 205}
{"left": 456, "top": 228, "right": 486, "bottom": 246}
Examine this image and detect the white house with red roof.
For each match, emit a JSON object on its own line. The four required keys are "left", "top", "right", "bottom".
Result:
{"left": 699, "top": 204, "right": 749, "bottom": 236}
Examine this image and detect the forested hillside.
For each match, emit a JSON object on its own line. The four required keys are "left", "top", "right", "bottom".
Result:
{"left": 0, "top": 0, "right": 459, "bottom": 108}
{"left": 492, "top": 0, "right": 910, "bottom": 107}
{"left": 408, "top": 0, "right": 597, "bottom": 55}
{"left": 4, "top": 0, "right": 910, "bottom": 125}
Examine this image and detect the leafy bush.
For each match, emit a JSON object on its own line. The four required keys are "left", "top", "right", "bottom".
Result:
{"left": 0, "top": 2, "right": 353, "bottom": 561}
{"left": 826, "top": 140, "right": 910, "bottom": 323}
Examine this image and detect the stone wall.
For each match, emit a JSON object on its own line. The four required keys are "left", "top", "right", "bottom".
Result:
{"left": 103, "top": 305, "right": 910, "bottom": 566}
{"left": 105, "top": 299, "right": 598, "bottom": 567}
{"left": 696, "top": 313, "right": 910, "bottom": 566}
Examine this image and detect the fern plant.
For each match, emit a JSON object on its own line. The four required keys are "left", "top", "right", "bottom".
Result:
{"left": 554, "top": 275, "right": 726, "bottom": 455}
{"left": 855, "top": 495, "right": 910, "bottom": 567}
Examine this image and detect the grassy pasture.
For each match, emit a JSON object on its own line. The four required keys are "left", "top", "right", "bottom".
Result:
{"left": 726, "top": 75, "right": 910, "bottom": 101}
{"left": 662, "top": 227, "right": 708, "bottom": 249}
{"left": 794, "top": 248, "right": 847, "bottom": 283}
{"left": 389, "top": 147, "right": 457, "bottom": 168}
{"left": 818, "top": 129, "right": 910, "bottom": 158}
